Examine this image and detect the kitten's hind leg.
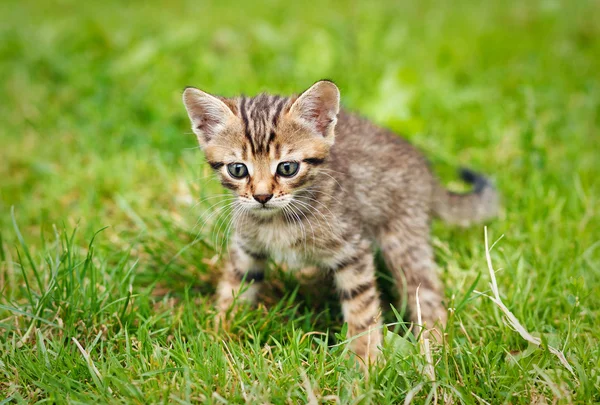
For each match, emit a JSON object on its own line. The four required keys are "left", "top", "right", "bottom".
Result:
{"left": 379, "top": 222, "right": 447, "bottom": 340}
{"left": 215, "top": 238, "right": 267, "bottom": 327}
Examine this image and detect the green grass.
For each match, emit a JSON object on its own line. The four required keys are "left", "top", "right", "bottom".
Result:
{"left": 1, "top": 0, "right": 599, "bottom": 402}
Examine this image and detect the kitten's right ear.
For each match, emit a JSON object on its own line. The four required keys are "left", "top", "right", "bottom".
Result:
{"left": 182, "top": 87, "right": 236, "bottom": 146}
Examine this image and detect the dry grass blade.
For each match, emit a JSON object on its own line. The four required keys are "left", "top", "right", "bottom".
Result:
{"left": 479, "top": 226, "right": 577, "bottom": 381}
{"left": 72, "top": 337, "right": 113, "bottom": 394}
{"left": 301, "top": 369, "right": 319, "bottom": 405}
{"left": 415, "top": 285, "right": 436, "bottom": 384}
{"left": 404, "top": 382, "right": 425, "bottom": 405}
{"left": 412, "top": 285, "right": 438, "bottom": 405}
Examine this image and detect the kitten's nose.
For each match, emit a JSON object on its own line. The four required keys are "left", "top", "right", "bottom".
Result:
{"left": 253, "top": 194, "right": 273, "bottom": 204}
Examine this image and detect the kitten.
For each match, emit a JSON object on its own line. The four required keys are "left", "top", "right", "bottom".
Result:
{"left": 182, "top": 80, "right": 498, "bottom": 365}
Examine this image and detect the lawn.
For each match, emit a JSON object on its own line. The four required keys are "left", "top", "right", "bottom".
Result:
{"left": 1, "top": 0, "right": 599, "bottom": 403}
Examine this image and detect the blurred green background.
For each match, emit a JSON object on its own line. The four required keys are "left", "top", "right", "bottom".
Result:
{"left": 1, "top": 0, "right": 598, "bottom": 234}
{"left": 1, "top": 0, "right": 599, "bottom": 402}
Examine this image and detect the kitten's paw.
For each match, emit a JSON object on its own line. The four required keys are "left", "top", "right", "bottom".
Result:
{"left": 352, "top": 344, "right": 383, "bottom": 373}
{"left": 349, "top": 329, "right": 383, "bottom": 371}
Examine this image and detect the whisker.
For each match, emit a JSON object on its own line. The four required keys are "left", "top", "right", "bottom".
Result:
{"left": 232, "top": 208, "right": 249, "bottom": 255}
{"left": 218, "top": 203, "right": 245, "bottom": 255}
{"left": 190, "top": 194, "right": 236, "bottom": 211}
{"left": 192, "top": 172, "right": 221, "bottom": 183}
{"left": 211, "top": 205, "right": 232, "bottom": 248}
{"left": 305, "top": 188, "right": 345, "bottom": 206}
{"left": 296, "top": 194, "right": 338, "bottom": 222}
{"left": 196, "top": 201, "right": 238, "bottom": 239}
{"left": 317, "top": 167, "right": 347, "bottom": 177}
{"left": 212, "top": 202, "right": 241, "bottom": 249}
{"left": 288, "top": 199, "right": 339, "bottom": 256}
{"left": 192, "top": 199, "right": 238, "bottom": 232}
{"left": 316, "top": 171, "right": 345, "bottom": 192}
{"left": 291, "top": 197, "right": 336, "bottom": 237}
{"left": 288, "top": 199, "right": 317, "bottom": 254}
{"left": 286, "top": 202, "right": 307, "bottom": 256}
{"left": 182, "top": 201, "right": 235, "bottom": 257}
{"left": 281, "top": 204, "right": 293, "bottom": 228}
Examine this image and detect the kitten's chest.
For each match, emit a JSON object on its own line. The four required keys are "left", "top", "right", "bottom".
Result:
{"left": 242, "top": 217, "right": 318, "bottom": 268}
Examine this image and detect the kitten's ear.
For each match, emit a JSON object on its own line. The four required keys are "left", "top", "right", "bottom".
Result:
{"left": 289, "top": 80, "right": 340, "bottom": 142}
{"left": 182, "top": 87, "right": 236, "bottom": 146}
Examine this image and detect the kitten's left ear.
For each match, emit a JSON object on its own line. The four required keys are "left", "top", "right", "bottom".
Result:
{"left": 289, "top": 80, "right": 340, "bottom": 143}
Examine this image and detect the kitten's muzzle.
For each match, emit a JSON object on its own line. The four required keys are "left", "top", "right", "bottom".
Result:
{"left": 253, "top": 194, "right": 273, "bottom": 204}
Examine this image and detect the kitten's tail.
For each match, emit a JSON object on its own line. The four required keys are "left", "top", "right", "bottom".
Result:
{"left": 432, "top": 168, "right": 499, "bottom": 227}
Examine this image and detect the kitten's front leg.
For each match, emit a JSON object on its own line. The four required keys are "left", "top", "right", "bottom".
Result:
{"left": 215, "top": 237, "right": 267, "bottom": 324}
{"left": 331, "top": 242, "right": 383, "bottom": 366}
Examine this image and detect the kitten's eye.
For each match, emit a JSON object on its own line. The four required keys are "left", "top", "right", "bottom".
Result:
{"left": 227, "top": 163, "right": 248, "bottom": 179}
{"left": 276, "top": 161, "right": 299, "bottom": 177}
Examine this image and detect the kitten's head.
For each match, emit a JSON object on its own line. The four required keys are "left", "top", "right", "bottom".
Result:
{"left": 182, "top": 80, "right": 340, "bottom": 216}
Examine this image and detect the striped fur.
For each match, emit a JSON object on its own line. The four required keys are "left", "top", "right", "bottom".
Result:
{"left": 182, "top": 80, "right": 499, "bottom": 367}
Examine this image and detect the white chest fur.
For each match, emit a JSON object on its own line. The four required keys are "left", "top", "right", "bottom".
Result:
{"left": 243, "top": 217, "right": 316, "bottom": 269}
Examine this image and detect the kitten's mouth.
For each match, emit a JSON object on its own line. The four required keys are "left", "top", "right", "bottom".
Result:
{"left": 250, "top": 203, "right": 283, "bottom": 216}
{"left": 244, "top": 198, "right": 290, "bottom": 215}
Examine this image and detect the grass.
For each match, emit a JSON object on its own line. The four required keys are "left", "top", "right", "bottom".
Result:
{"left": 1, "top": 0, "right": 599, "bottom": 402}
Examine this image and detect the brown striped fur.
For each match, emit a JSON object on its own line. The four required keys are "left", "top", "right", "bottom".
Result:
{"left": 182, "top": 80, "right": 499, "bottom": 367}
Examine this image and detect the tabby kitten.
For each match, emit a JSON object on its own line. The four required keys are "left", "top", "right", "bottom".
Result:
{"left": 182, "top": 80, "right": 498, "bottom": 365}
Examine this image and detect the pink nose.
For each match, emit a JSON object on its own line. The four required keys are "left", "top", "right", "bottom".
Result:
{"left": 253, "top": 194, "right": 273, "bottom": 204}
